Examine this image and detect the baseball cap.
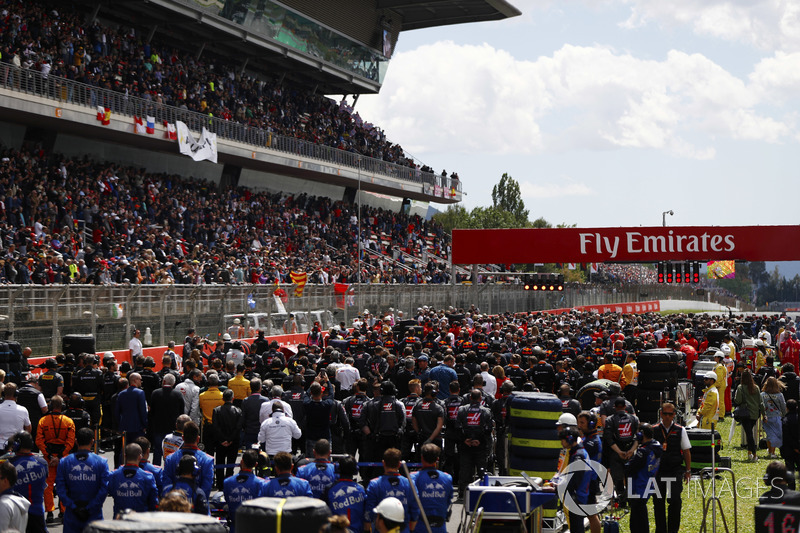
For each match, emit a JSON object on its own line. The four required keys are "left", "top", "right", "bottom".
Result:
{"left": 374, "top": 497, "right": 405, "bottom": 523}
{"left": 417, "top": 355, "right": 429, "bottom": 362}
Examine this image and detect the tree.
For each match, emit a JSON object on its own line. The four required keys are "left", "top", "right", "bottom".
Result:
{"left": 432, "top": 205, "right": 471, "bottom": 234}
{"left": 531, "top": 217, "right": 551, "bottom": 228}
{"left": 491, "top": 173, "right": 529, "bottom": 227}
{"left": 468, "top": 206, "right": 520, "bottom": 229}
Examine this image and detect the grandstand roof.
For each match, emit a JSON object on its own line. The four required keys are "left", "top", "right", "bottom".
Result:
{"left": 77, "top": 0, "right": 520, "bottom": 95}
{"left": 381, "top": 0, "right": 522, "bottom": 31}
{"left": 77, "top": 0, "right": 384, "bottom": 94}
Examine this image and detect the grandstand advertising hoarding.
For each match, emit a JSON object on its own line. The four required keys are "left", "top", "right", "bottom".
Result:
{"left": 452, "top": 225, "right": 800, "bottom": 264}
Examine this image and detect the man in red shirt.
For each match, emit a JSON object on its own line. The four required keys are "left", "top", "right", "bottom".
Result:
{"left": 781, "top": 334, "right": 800, "bottom": 373}
{"left": 610, "top": 328, "right": 625, "bottom": 344}
{"left": 680, "top": 343, "right": 698, "bottom": 379}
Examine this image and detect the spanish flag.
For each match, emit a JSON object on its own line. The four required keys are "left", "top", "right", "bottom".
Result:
{"left": 290, "top": 271, "right": 308, "bottom": 297}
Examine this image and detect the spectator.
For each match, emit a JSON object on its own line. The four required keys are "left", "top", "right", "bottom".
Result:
{"left": 759, "top": 461, "right": 800, "bottom": 505}
{"left": 734, "top": 369, "right": 765, "bottom": 462}
{"left": 762, "top": 377, "right": 787, "bottom": 459}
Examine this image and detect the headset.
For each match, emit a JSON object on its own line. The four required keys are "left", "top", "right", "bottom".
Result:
{"left": 558, "top": 427, "right": 579, "bottom": 445}
{"left": 582, "top": 411, "right": 598, "bottom": 431}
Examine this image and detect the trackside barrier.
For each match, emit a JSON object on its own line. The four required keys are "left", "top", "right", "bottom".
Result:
{"left": 543, "top": 300, "right": 661, "bottom": 315}
{"left": 26, "top": 332, "right": 310, "bottom": 376}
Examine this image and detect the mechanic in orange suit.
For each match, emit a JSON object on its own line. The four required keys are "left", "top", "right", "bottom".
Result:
{"left": 36, "top": 396, "right": 76, "bottom": 520}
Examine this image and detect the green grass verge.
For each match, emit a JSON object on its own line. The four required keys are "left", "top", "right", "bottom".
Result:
{"left": 614, "top": 417, "right": 767, "bottom": 533}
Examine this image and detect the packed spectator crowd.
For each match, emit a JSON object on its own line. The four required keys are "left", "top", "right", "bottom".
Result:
{"left": 0, "top": 307, "right": 796, "bottom": 532}
{"left": 0, "top": 145, "right": 453, "bottom": 285}
{"left": 594, "top": 263, "right": 657, "bottom": 284}
{"left": 0, "top": 0, "right": 446, "bottom": 175}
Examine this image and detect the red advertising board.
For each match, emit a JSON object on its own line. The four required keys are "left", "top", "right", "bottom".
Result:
{"left": 452, "top": 225, "right": 800, "bottom": 264}
{"left": 26, "top": 332, "right": 313, "bottom": 378}
{"left": 544, "top": 300, "right": 661, "bottom": 315}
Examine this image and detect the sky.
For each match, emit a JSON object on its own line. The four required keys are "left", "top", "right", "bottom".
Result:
{"left": 355, "top": 0, "right": 800, "bottom": 234}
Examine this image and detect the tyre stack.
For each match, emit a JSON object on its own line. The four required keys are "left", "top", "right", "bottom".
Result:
{"left": 236, "top": 497, "right": 331, "bottom": 533}
{"left": 6, "top": 341, "right": 23, "bottom": 384}
{"left": 121, "top": 512, "right": 226, "bottom": 533}
{"left": 687, "top": 428, "right": 723, "bottom": 472}
{"left": 576, "top": 379, "right": 614, "bottom": 410}
{"left": 507, "top": 392, "right": 563, "bottom": 479}
{"left": 85, "top": 521, "right": 189, "bottom": 533}
{"left": 636, "top": 349, "right": 680, "bottom": 423}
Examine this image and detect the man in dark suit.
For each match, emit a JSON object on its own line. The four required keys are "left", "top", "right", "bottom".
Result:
{"left": 114, "top": 372, "right": 148, "bottom": 460}
{"left": 148, "top": 373, "right": 185, "bottom": 465}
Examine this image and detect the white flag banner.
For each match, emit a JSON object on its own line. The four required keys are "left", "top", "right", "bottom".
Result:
{"left": 176, "top": 121, "right": 218, "bottom": 163}
{"left": 200, "top": 127, "right": 218, "bottom": 163}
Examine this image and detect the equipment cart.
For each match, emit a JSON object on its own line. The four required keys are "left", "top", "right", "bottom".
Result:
{"left": 459, "top": 475, "right": 564, "bottom": 533}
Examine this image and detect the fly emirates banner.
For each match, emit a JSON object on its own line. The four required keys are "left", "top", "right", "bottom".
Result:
{"left": 451, "top": 225, "right": 800, "bottom": 264}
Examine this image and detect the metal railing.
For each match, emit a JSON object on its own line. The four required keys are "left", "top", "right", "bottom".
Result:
{"left": 0, "top": 63, "right": 461, "bottom": 196}
{"left": 0, "top": 283, "right": 749, "bottom": 356}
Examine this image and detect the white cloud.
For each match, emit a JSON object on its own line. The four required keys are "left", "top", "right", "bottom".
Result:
{"left": 520, "top": 181, "right": 593, "bottom": 199}
{"left": 750, "top": 51, "right": 800, "bottom": 100}
{"left": 357, "top": 42, "right": 791, "bottom": 160}
{"left": 619, "top": 0, "right": 800, "bottom": 52}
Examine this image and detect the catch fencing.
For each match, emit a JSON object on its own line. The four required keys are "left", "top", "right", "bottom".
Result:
{"left": 0, "top": 283, "right": 747, "bottom": 356}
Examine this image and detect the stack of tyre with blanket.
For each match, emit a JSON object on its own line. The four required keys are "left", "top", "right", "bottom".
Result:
{"left": 687, "top": 428, "right": 724, "bottom": 472}
{"left": 86, "top": 512, "right": 226, "bottom": 533}
{"left": 575, "top": 379, "right": 615, "bottom": 410}
{"left": 636, "top": 349, "right": 680, "bottom": 423}
{"left": 507, "top": 392, "right": 563, "bottom": 532}
{"left": 236, "top": 497, "right": 331, "bottom": 533}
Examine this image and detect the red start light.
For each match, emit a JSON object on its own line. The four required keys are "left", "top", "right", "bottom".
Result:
{"left": 549, "top": 285, "right": 555, "bottom": 290}
{"left": 532, "top": 285, "right": 539, "bottom": 291}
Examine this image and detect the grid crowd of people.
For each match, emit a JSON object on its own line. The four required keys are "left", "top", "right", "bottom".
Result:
{"left": 0, "top": 146, "right": 452, "bottom": 285}
{"left": 0, "top": 307, "right": 795, "bottom": 532}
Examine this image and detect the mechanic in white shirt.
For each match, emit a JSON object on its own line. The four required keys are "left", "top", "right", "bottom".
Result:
{"left": 129, "top": 329, "right": 143, "bottom": 358}
{"left": 259, "top": 386, "right": 294, "bottom": 424}
{"left": 479, "top": 362, "right": 497, "bottom": 398}
{"left": 0, "top": 384, "right": 31, "bottom": 449}
{"left": 336, "top": 358, "right": 360, "bottom": 391}
{"left": 258, "top": 403, "right": 301, "bottom": 456}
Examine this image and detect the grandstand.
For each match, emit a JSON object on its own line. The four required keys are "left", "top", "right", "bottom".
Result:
{"left": 0, "top": 0, "right": 520, "bottom": 205}
{"left": 0, "top": 0, "right": 522, "bottom": 285}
